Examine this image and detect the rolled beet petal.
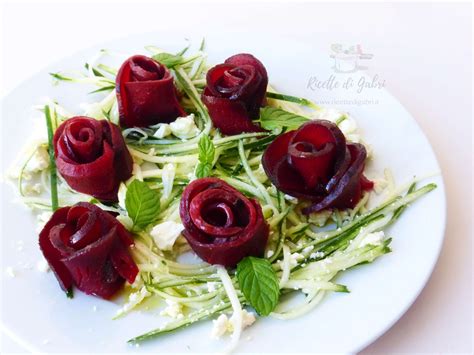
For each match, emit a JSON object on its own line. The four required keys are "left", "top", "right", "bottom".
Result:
{"left": 38, "top": 202, "right": 138, "bottom": 299}
{"left": 302, "top": 143, "right": 369, "bottom": 214}
{"left": 202, "top": 91, "right": 263, "bottom": 135}
{"left": 179, "top": 178, "right": 269, "bottom": 267}
{"left": 202, "top": 53, "right": 268, "bottom": 135}
{"left": 262, "top": 120, "right": 373, "bottom": 212}
{"left": 39, "top": 207, "right": 74, "bottom": 293}
{"left": 225, "top": 53, "right": 268, "bottom": 113}
{"left": 54, "top": 117, "right": 133, "bottom": 202}
{"left": 116, "top": 55, "right": 186, "bottom": 127}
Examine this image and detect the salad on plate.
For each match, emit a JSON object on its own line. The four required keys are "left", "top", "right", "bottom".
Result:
{"left": 6, "top": 39, "right": 436, "bottom": 352}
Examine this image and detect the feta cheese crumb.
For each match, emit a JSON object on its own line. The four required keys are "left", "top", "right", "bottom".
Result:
{"left": 308, "top": 209, "right": 332, "bottom": 227}
{"left": 360, "top": 231, "right": 385, "bottom": 247}
{"left": 153, "top": 124, "right": 172, "bottom": 139}
{"left": 160, "top": 300, "right": 184, "bottom": 319}
{"left": 211, "top": 314, "right": 230, "bottom": 338}
{"left": 266, "top": 250, "right": 274, "bottom": 258}
{"left": 169, "top": 114, "right": 199, "bottom": 139}
{"left": 36, "top": 258, "right": 50, "bottom": 273}
{"left": 36, "top": 211, "right": 53, "bottom": 233}
{"left": 25, "top": 146, "right": 50, "bottom": 173}
{"left": 150, "top": 221, "right": 184, "bottom": 251}
{"left": 310, "top": 251, "right": 325, "bottom": 259}
{"left": 302, "top": 245, "right": 314, "bottom": 254}
{"left": 211, "top": 310, "right": 256, "bottom": 338}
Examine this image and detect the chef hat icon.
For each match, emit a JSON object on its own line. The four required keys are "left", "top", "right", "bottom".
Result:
{"left": 330, "top": 44, "right": 374, "bottom": 73}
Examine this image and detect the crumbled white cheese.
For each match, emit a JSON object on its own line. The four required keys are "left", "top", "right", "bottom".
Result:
{"left": 36, "top": 258, "right": 50, "bottom": 273}
{"left": 211, "top": 314, "right": 231, "bottom": 338}
{"left": 310, "top": 251, "right": 325, "bottom": 259}
{"left": 150, "top": 221, "right": 184, "bottom": 251}
{"left": 211, "top": 310, "right": 256, "bottom": 338}
{"left": 169, "top": 114, "right": 199, "bottom": 140}
{"left": 161, "top": 163, "right": 176, "bottom": 199}
{"left": 115, "top": 287, "right": 150, "bottom": 317}
{"left": 23, "top": 182, "right": 43, "bottom": 195}
{"left": 360, "top": 231, "right": 385, "bottom": 247}
{"left": 302, "top": 245, "right": 314, "bottom": 254}
{"left": 36, "top": 211, "right": 53, "bottom": 233}
{"left": 266, "top": 250, "right": 274, "bottom": 258}
{"left": 5, "top": 267, "right": 15, "bottom": 278}
{"left": 308, "top": 209, "right": 333, "bottom": 227}
{"left": 160, "top": 299, "right": 184, "bottom": 319}
{"left": 278, "top": 252, "right": 304, "bottom": 269}
{"left": 25, "top": 146, "right": 50, "bottom": 173}
{"left": 153, "top": 124, "right": 172, "bottom": 139}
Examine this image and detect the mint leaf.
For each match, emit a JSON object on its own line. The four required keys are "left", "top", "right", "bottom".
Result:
{"left": 259, "top": 107, "right": 309, "bottom": 131}
{"left": 152, "top": 53, "right": 183, "bottom": 68}
{"left": 236, "top": 257, "right": 280, "bottom": 316}
{"left": 125, "top": 180, "right": 161, "bottom": 231}
{"left": 195, "top": 134, "right": 215, "bottom": 178}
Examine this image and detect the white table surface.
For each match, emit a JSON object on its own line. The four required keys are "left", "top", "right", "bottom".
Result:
{"left": 0, "top": 1, "right": 472, "bottom": 354}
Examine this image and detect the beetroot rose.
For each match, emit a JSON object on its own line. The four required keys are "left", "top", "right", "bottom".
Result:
{"left": 262, "top": 120, "right": 373, "bottom": 214}
{"left": 116, "top": 55, "right": 186, "bottom": 127}
{"left": 179, "top": 178, "right": 269, "bottom": 267}
{"left": 39, "top": 202, "right": 138, "bottom": 299}
{"left": 202, "top": 53, "right": 268, "bottom": 135}
{"left": 54, "top": 116, "right": 133, "bottom": 202}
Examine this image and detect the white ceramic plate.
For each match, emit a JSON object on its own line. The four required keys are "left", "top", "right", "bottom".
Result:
{"left": 0, "top": 33, "right": 446, "bottom": 354}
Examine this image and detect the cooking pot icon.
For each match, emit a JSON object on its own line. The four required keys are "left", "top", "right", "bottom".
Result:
{"left": 330, "top": 44, "right": 373, "bottom": 73}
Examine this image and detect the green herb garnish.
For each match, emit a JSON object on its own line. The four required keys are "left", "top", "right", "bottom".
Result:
{"left": 44, "top": 105, "right": 58, "bottom": 211}
{"left": 237, "top": 256, "right": 280, "bottom": 316}
{"left": 195, "top": 134, "right": 215, "bottom": 178}
{"left": 259, "top": 107, "right": 309, "bottom": 131}
{"left": 125, "top": 180, "right": 161, "bottom": 231}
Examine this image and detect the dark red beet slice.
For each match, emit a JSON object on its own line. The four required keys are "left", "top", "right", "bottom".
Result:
{"left": 302, "top": 143, "right": 369, "bottom": 214}
{"left": 38, "top": 202, "right": 138, "bottom": 299}
{"left": 202, "top": 90, "right": 263, "bottom": 135}
{"left": 54, "top": 117, "right": 133, "bottom": 202}
{"left": 202, "top": 53, "right": 268, "bottom": 135}
{"left": 39, "top": 207, "right": 74, "bottom": 293}
{"left": 116, "top": 55, "right": 186, "bottom": 127}
{"left": 179, "top": 178, "right": 269, "bottom": 267}
{"left": 262, "top": 120, "right": 373, "bottom": 213}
